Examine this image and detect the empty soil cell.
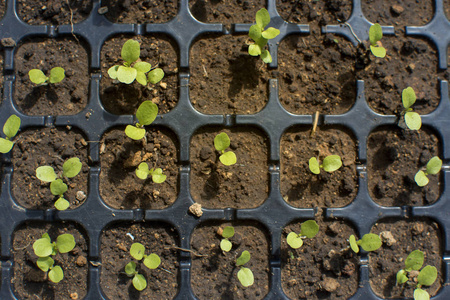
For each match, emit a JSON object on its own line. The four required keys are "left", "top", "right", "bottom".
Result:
{"left": 369, "top": 219, "right": 442, "bottom": 298}
{"left": 103, "top": 0, "right": 179, "bottom": 24}
{"left": 189, "top": 127, "right": 268, "bottom": 209}
{"left": 282, "top": 218, "right": 359, "bottom": 299}
{"left": 11, "top": 127, "right": 89, "bottom": 210}
{"left": 14, "top": 38, "right": 89, "bottom": 116}
{"left": 189, "top": 0, "right": 265, "bottom": 26}
{"left": 100, "top": 35, "right": 178, "bottom": 115}
{"left": 99, "top": 128, "right": 179, "bottom": 209}
{"left": 362, "top": 0, "right": 433, "bottom": 26}
{"left": 280, "top": 126, "right": 358, "bottom": 208}
{"left": 277, "top": 34, "right": 357, "bottom": 115}
{"left": 190, "top": 35, "right": 270, "bottom": 115}
{"left": 12, "top": 222, "right": 88, "bottom": 300}
{"left": 100, "top": 222, "right": 179, "bottom": 300}
{"left": 17, "top": 0, "right": 92, "bottom": 25}
{"left": 276, "top": 0, "right": 352, "bottom": 24}
{"left": 367, "top": 127, "right": 441, "bottom": 206}
{"left": 191, "top": 221, "right": 269, "bottom": 299}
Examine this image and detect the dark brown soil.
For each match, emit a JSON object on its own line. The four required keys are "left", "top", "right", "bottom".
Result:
{"left": 100, "top": 35, "right": 178, "bottom": 116}
{"left": 282, "top": 216, "right": 359, "bottom": 299}
{"left": 17, "top": 0, "right": 92, "bottom": 25}
{"left": 367, "top": 127, "right": 441, "bottom": 206}
{"left": 190, "top": 35, "right": 270, "bottom": 115}
{"left": 14, "top": 38, "right": 89, "bottom": 116}
{"left": 362, "top": 0, "right": 433, "bottom": 26}
{"left": 99, "top": 128, "right": 179, "bottom": 209}
{"left": 12, "top": 222, "right": 88, "bottom": 300}
{"left": 446, "top": 0, "right": 450, "bottom": 20}
{"left": 11, "top": 127, "right": 89, "bottom": 210}
{"left": 0, "top": 0, "right": 4, "bottom": 19}
{"left": 280, "top": 126, "right": 358, "bottom": 208}
{"left": 191, "top": 221, "right": 269, "bottom": 299}
{"left": 277, "top": 0, "right": 352, "bottom": 24}
{"left": 103, "top": 0, "right": 179, "bottom": 24}
{"left": 100, "top": 222, "right": 179, "bottom": 300}
{"left": 189, "top": 0, "right": 265, "bottom": 26}
{"left": 189, "top": 127, "right": 269, "bottom": 209}
{"left": 369, "top": 219, "right": 442, "bottom": 298}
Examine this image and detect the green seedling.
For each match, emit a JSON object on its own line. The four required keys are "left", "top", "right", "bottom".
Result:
{"left": 369, "top": 23, "right": 386, "bottom": 58}
{"left": 309, "top": 155, "right": 342, "bottom": 174}
{"left": 125, "top": 242, "right": 161, "bottom": 291}
{"left": 349, "top": 233, "right": 382, "bottom": 253}
{"left": 35, "top": 157, "right": 83, "bottom": 211}
{"left": 286, "top": 220, "right": 319, "bottom": 249}
{"left": 108, "top": 39, "right": 164, "bottom": 86}
{"left": 125, "top": 100, "right": 158, "bottom": 140}
{"left": 29, "top": 67, "right": 65, "bottom": 85}
{"left": 32, "top": 233, "right": 76, "bottom": 283}
{"left": 402, "top": 87, "right": 422, "bottom": 130}
{"left": 214, "top": 132, "right": 237, "bottom": 166}
{"left": 135, "top": 162, "right": 167, "bottom": 183}
{"left": 236, "top": 250, "right": 254, "bottom": 287}
{"left": 219, "top": 226, "right": 235, "bottom": 252}
{"left": 415, "top": 156, "right": 442, "bottom": 187}
{"left": 396, "top": 250, "right": 438, "bottom": 300}
{"left": 248, "top": 8, "right": 280, "bottom": 63}
{"left": 0, "top": 114, "right": 21, "bottom": 154}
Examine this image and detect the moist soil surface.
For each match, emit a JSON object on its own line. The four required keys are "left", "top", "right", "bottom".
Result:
{"left": 367, "top": 127, "right": 441, "bottom": 206}
{"left": 12, "top": 222, "right": 88, "bottom": 300}
{"left": 100, "top": 223, "right": 179, "bottom": 300}
{"left": 11, "top": 127, "right": 89, "bottom": 210}
{"left": 103, "top": 0, "right": 179, "bottom": 24}
{"left": 190, "top": 127, "right": 269, "bottom": 209}
{"left": 100, "top": 35, "right": 178, "bottom": 116}
{"left": 280, "top": 126, "right": 358, "bottom": 208}
{"left": 369, "top": 219, "right": 442, "bottom": 299}
{"left": 14, "top": 38, "right": 89, "bottom": 116}
{"left": 191, "top": 221, "right": 269, "bottom": 299}
{"left": 99, "top": 128, "right": 179, "bottom": 209}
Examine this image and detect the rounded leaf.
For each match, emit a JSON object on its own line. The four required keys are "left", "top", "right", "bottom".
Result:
{"left": 405, "top": 250, "right": 424, "bottom": 271}
{"left": 248, "top": 44, "right": 262, "bottom": 56}
{"left": 322, "top": 155, "right": 342, "bottom": 173}
{"left": 117, "top": 66, "right": 137, "bottom": 84}
{"left": 260, "top": 49, "right": 272, "bottom": 63}
{"left": 222, "top": 226, "right": 235, "bottom": 239}
{"left": 136, "top": 101, "right": 158, "bottom": 125}
{"left": 349, "top": 235, "right": 359, "bottom": 253}
{"left": 33, "top": 237, "right": 53, "bottom": 257}
{"left": 359, "top": 233, "right": 382, "bottom": 252}
{"left": 132, "top": 273, "right": 147, "bottom": 291}
{"left": 219, "top": 151, "right": 237, "bottom": 166}
{"left": 3, "top": 114, "right": 21, "bottom": 139}
{"left": 125, "top": 261, "right": 137, "bottom": 276}
{"left": 151, "top": 168, "right": 166, "bottom": 184}
{"left": 48, "top": 265, "right": 64, "bottom": 283}
{"left": 143, "top": 253, "right": 161, "bottom": 269}
{"left": 262, "top": 27, "right": 280, "bottom": 39}
{"left": 56, "top": 234, "right": 76, "bottom": 253}
{"left": 396, "top": 269, "right": 408, "bottom": 285}
{"left": 214, "top": 132, "right": 230, "bottom": 151}
{"left": 49, "top": 67, "right": 65, "bottom": 84}
{"left": 309, "top": 157, "right": 320, "bottom": 174}
{"left": 29, "top": 69, "right": 47, "bottom": 85}
{"left": 414, "top": 288, "right": 430, "bottom": 300}
{"left": 286, "top": 232, "right": 303, "bottom": 249}
{"left": 220, "top": 239, "right": 232, "bottom": 252}
{"left": 136, "top": 162, "right": 149, "bottom": 180}
{"left": 121, "top": 39, "right": 140, "bottom": 64}
{"left": 0, "top": 138, "right": 14, "bottom": 154}
{"left": 36, "top": 166, "right": 57, "bottom": 182}
{"left": 133, "top": 61, "right": 151, "bottom": 73}
{"left": 255, "top": 8, "right": 270, "bottom": 29}
{"left": 107, "top": 65, "right": 120, "bottom": 80}
{"left": 301, "top": 220, "right": 319, "bottom": 238}
{"left": 130, "top": 243, "right": 145, "bottom": 260}
{"left": 63, "top": 157, "right": 82, "bottom": 178}
{"left": 55, "top": 197, "right": 70, "bottom": 211}
{"left": 402, "top": 86, "right": 417, "bottom": 109}
{"left": 405, "top": 111, "right": 422, "bottom": 130}
{"left": 236, "top": 250, "right": 251, "bottom": 266}
{"left": 148, "top": 68, "right": 165, "bottom": 84}
{"left": 135, "top": 71, "right": 147, "bottom": 86}
{"left": 125, "top": 125, "right": 146, "bottom": 140}
{"left": 369, "top": 23, "right": 383, "bottom": 45}
{"left": 249, "top": 24, "right": 262, "bottom": 42}
{"left": 426, "top": 156, "right": 442, "bottom": 175}
{"left": 37, "top": 256, "right": 54, "bottom": 272}
{"left": 415, "top": 170, "right": 429, "bottom": 187}
{"left": 370, "top": 45, "right": 386, "bottom": 58}
{"left": 237, "top": 267, "right": 254, "bottom": 287}
{"left": 50, "top": 179, "right": 68, "bottom": 196}
{"left": 417, "top": 265, "right": 437, "bottom": 286}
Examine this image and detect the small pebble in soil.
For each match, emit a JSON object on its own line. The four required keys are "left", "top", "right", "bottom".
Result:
{"left": 380, "top": 231, "right": 397, "bottom": 246}
{"left": 321, "top": 276, "right": 340, "bottom": 292}
{"left": 189, "top": 203, "right": 203, "bottom": 217}
{"left": 70, "top": 292, "right": 79, "bottom": 300}
{"left": 76, "top": 256, "right": 87, "bottom": 267}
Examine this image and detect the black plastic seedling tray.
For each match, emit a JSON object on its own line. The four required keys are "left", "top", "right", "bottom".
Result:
{"left": 1, "top": 0, "right": 450, "bottom": 299}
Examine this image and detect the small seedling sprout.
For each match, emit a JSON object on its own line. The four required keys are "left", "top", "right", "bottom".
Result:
{"left": 309, "top": 155, "right": 342, "bottom": 174}
{"left": 125, "top": 100, "right": 158, "bottom": 140}
{"left": 214, "top": 132, "right": 237, "bottom": 166}
{"left": 0, "top": 114, "right": 21, "bottom": 154}
{"left": 236, "top": 250, "right": 254, "bottom": 287}
{"left": 396, "top": 250, "right": 438, "bottom": 300}
{"left": 248, "top": 8, "right": 280, "bottom": 63}
{"left": 415, "top": 156, "right": 442, "bottom": 187}
{"left": 29, "top": 67, "right": 65, "bottom": 85}
{"left": 135, "top": 163, "right": 167, "bottom": 183}
{"left": 125, "top": 242, "right": 161, "bottom": 291}
{"left": 402, "top": 87, "right": 422, "bottom": 130}
{"left": 369, "top": 23, "right": 386, "bottom": 58}
{"left": 32, "top": 233, "right": 76, "bottom": 283}
{"left": 108, "top": 39, "right": 164, "bottom": 86}
{"left": 219, "top": 226, "right": 235, "bottom": 252}
{"left": 35, "top": 157, "right": 83, "bottom": 210}
{"left": 286, "top": 220, "right": 319, "bottom": 249}
{"left": 349, "top": 233, "right": 382, "bottom": 253}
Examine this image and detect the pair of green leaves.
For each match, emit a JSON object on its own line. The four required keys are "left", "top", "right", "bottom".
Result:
{"left": 415, "top": 156, "right": 442, "bottom": 187}
{"left": 214, "top": 132, "right": 237, "bottom": 166}
{"left": 369, "top": 23, "right": 386, "bottom": 58}
{"left": 349, "top": 233, "right": 382, "bottom": 253}
{"left": 309, "top": 155, "right": 342, "bottom": 174}
{"left": 248, "top": 8, "right": 280, "bottom": 63}
{"left": 236, "top": 250, "right": 254, "bottom": 287}
{"left": 125, "top": 101, "right": 158, "bottom": 140}
{"left": 29, "top": 67, "right": 65, "bottom": 85}
{"left": 108, "top": 39, "right": 165, "bottom": 86}
{"left": 35, "top": 157, "right": 83, "bottom": 210}
{"left": 286, "top": 220, "right": 319, "bottom": 249}
{"left": 402, "top": 87, "right": 422, "bottom": 131}
{"left": 220, "top": 226, "right": 235, "bottom": 252}
{"left": 135, "top": 162, "right": 167, "bottom": 183}
{"left": 0, "top": 114, "right": 21, "bottom": 153}
{"left": 125, "top": 242, "right": 161, "bottom": 291}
